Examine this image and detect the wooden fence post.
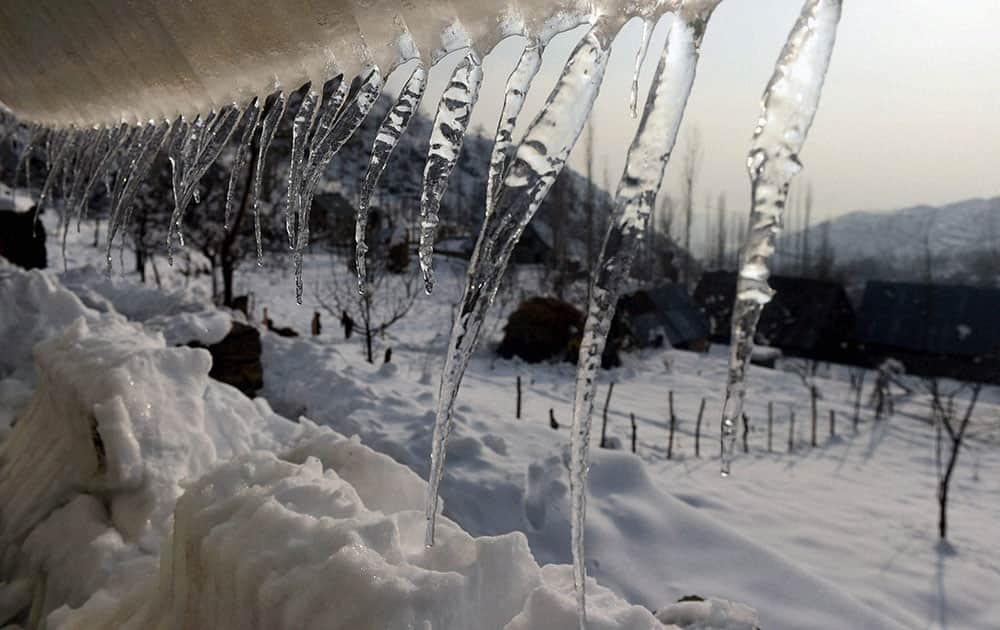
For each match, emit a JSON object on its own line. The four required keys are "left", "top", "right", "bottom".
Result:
{"left": 630, "top": 413, "right": 637, "bottom": 454}
{"left": 767, "top": 401, "right": 774, "bottom": 453}
{"left": 788, "top": 410, "right": 796, "bottom": 453}
{"left": 695, "top": 398, "right": 706, "bottom": 458}
{"left": 810, "top": 386, "right": 818, "bottom": 448}
{"left": 667, "top": 391, "right": 676, "bottom": 460}
{"left": 829, "top": 408, "right": 836, "bottom": 438}
{"left": 742, "top": 413, "right": 750, "bottom": 454}
{"left": 600, "top": 382, "right": 615, "bottom": 448}
{"left": 516, "top": 376, "right": 522, "bottom": 419}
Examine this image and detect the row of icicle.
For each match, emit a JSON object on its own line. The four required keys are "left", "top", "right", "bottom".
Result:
{"left": 1, "top": 1, "right": 842, "bottom": 627}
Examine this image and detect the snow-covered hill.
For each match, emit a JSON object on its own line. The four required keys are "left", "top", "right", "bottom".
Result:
{"left": 779, "top": 196, "right": 1000, "bottom": 271}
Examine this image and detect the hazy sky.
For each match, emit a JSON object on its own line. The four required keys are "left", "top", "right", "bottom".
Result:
{"left": 406, "top": 0, "right": 999, "bottom": 240}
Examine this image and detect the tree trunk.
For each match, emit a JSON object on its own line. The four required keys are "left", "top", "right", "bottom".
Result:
{"left": 222, "top": 255, "right": 235, "bottom": 307}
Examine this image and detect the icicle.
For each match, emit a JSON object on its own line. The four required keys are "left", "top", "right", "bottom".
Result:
{"left": 224, "top": 98, "right": 261, "bottom": 230}
{"left": 292, "top": 69, "right": 383, "bottom": 303}
{"left": 721, "top": 0, "right": 842, "bottom": 476}
{"left": 485, "top": 42, "right": 543, "bottom": 216}
{"left": 629, "top": 19, "right": 652, "bottom": 118}
{"left": 568, "top": 9, "right": 715, "bottom": 625}
{"left": 12, "top": 123, "right": 43, "bottom": 202}
{"left": 60, "top": 128, "right": 104, "bottom": 269}
{"left": 166, "top": 105, "right": 241, "bottom": 262}
{"left": 105, "top": 122, "right": 169, "bottom": 275}
{"left": 285, "top": 89, "right": 321, "bottom": 246}
{"left": 356, "top": 62, "right": 427, "bottom": 294}
{"left": 36, "top": 128, "right": 75, "bottom": 212}
{"left": 252, "top": 92, "right": 287, "bottom": 266}
{"left": 425, "top": 21, "right": 615, "bottom": 548}
{"left": 418, "top": 51, "right": 484, "bottom": 295}
{"left": 287, "top": 77, "right": 350, "bottom": 294}
{"left": 305, "top": 78, "right": 349, "bottom": 165}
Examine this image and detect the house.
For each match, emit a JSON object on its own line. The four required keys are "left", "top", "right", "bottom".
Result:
{"left": 854, "top": 281, "right": 1000, "bottom": 383}
{"left": 694, "top": 271, "right": 857, "bottom": 363}
{"left": 309, "top": 191, "right": 357, "bottom": 249}
{"left": 614, "top": 284, "right": 710, "bottom": 351}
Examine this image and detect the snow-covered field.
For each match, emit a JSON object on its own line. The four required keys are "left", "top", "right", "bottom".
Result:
{"left": 2, "top": 214, "right": 998, "bottom": 629}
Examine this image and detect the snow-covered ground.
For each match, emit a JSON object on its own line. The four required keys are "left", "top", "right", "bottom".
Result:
{"left": 2, "top": 213, "right": 998, "bottom": 629}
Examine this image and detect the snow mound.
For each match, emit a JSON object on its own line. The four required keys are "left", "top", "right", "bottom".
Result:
{"left": 0, "top": 266, "right": 761, "bottom": 629}
{"left": 0, "top": 263, "right": 99, "bottom": 382}
{"left": 59, "top": 265, "right": 231, "bottom": 345}
{"left": 59, "top": 437, "right": 738, "bottom": 630}
{"left": 0, "top": 275, "right": 307, "bottom": 626}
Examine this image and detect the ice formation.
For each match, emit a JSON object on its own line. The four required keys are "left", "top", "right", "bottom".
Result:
{"left": 720, "top": 0, "right": 842, "bottom": 475}
{"left": 356, "top": 63, "right": 428, "bottom": 293}
{"left": 0, "top": 0, "right": 844, "bottom": 626}
{"left": 425, "top": 19, "right": 617, "bottom": 550}
{"left": 419, "top": 52, "right": 484, "bottom": 294}
{"left": 569, "top": 5, "right": 717, "bottom": 622}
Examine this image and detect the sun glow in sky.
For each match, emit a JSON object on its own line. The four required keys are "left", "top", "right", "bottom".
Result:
{"left": 406, "top": 0, "right": 999, "bottom": 243}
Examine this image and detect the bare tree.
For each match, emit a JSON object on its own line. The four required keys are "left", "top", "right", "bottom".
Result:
{"left": 801, "top": 183, "right": 813, "bottom": 275}
{"left": 925, "top": 379, "right": 981, "bottom": 541}
{"left": 317, "top": 249, "right": 418, "bottom": 364}
{"left": 680, "top": 128, "right": 701, "bottom": 284}
{"left": 714, "top": 193, "right": 727, "bottom": 270}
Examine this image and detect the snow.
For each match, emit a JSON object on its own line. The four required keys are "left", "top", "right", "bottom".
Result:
{"left": 1, "top": 210, "right": 998, "bottom": 629}
{"left": 0, "top": 240, "right": 759, "bottom": 629}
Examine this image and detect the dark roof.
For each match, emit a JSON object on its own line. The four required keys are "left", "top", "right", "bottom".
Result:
{"left": 618, "top": 284, "right": 709, "bottom": 347}
{"left": 311, "top": 192, "right": 355, "bottom": 219}
{"left": 855, "top": 281, "right": 1000, "bottom": 358}
{"left": 694, "top": 271, "right": 855, "bottom": 354}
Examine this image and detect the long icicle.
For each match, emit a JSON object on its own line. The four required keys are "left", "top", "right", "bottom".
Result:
{"left": 225, "top": 98, "right": 262, "bottom": 230}
{"left": 485, "top": 41, "right": 543, "bottom": 215}
{"left": 253, "top": 92, "right": 287, "bottom": 265}
{"left": 105, "top": 122, "right": 169, "bottom": 274}
{"left": 568, "top": 8, "right": 716, "bottom": 626}
{"left": 166, "top": 105, "right": 241, "bottom": 260}
{"left": 721, "top": 0, "right": 842, "bottom": 475}
{"left": 629, "top": 19, "right": 653, "bottom": 118}
{"left": 285, "top": 89, "right": 321, "bottom": 246}
{"left": 61, "top": 128, "right": 103, "bottom": 269}
{"left": 74, "top": 124, "right": 130, "bottom": 233}
{"left": 356, "top": 62, "right": 427, "bottom": 294}
{"left": 292, "top": 69, "right": 383, "bottom": 303}
{"left": 418, "top": 51, "right": 483, "bottom": 295}
{"left": 425, "top": 20, "right": 616, "bottom": 548}
{"left": 12, "top": 123, "right": 43, "bottom": 202}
